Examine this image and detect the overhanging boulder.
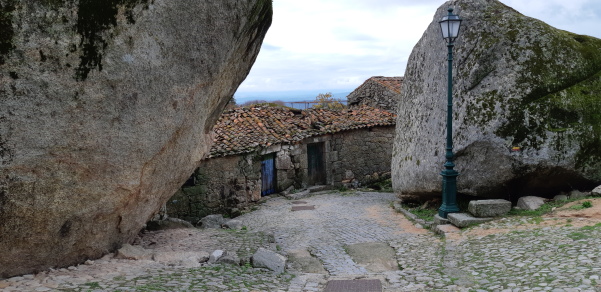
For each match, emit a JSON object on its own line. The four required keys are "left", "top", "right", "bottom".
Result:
{"left": 0, "top": 0, "right": 271, "bottom": 277}
{"left": 392, "top": 0, "right": 601, "bottom": 201}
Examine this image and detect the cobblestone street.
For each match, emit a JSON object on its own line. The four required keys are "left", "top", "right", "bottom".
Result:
{"left": 1, "top": 191, "right": 601, "bottom": 291}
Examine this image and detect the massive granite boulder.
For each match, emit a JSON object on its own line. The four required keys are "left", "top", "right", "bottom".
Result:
{"left": 392, "top": 0, "right": 601, "bottom": 201}
{"left": 0, "top": 0, "right": 271, "bottom": 277}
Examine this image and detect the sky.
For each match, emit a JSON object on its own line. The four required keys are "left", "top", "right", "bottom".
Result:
{"left": 235, "top": 0, "right": 601, "bottom": 102}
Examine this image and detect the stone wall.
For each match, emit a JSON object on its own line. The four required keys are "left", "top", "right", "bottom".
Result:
{"left": 168, "top": 126, "right": 395, "bottom": 221}
{"left": 167, "top": 155, "right": 262, "bottom": 223}
{"left": 332, "top": 126, "right": 395, "bottom": 185}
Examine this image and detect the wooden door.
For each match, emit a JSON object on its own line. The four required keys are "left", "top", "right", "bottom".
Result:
{"left": 261, "top": 154, "right": 277, "bottom": 196}
{"left": 307, "top": 142, "right": 326, "bottom": 185}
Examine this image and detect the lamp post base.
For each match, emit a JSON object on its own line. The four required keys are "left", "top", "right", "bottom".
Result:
{"left": 438, "top": 205, "right": 460, "bottom": 218}
{"left": 439, "top": 169, "right": 460, "bottom": 218}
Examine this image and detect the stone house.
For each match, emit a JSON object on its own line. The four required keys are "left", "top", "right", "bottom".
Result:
{"left": 347, "top": 76, "right": 403, "bottom": 113}
{"left": 167, "top": 105, "right": 396, "bottom": 222}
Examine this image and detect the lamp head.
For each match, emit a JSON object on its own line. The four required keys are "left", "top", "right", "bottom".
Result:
{"left": 439, "top": 8, "right": 462, "bottom": 43}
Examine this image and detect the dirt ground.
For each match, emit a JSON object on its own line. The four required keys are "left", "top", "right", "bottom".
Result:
{"left": 551, "top": 198, "right": 601, "bottom": 220}
{"left": 461, "top": 198, "right": 601, "bottom": 239}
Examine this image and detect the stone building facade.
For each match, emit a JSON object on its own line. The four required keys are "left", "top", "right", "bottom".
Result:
{"left": 347, "top": 76, "right": 403, "bottom": 113}
{"left": 167, "top": 105, "right": 396, "bottom": 222}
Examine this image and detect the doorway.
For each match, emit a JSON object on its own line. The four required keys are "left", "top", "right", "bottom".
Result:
{"left": 307, "top": 142, "right": 326, "bottom": 185}
{"left": 261, "top": 153, "right": 277, "bottom": 196}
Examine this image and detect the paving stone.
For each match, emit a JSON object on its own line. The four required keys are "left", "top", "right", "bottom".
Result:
{"left": 324, "top": 279, "right": 381, "bottom": 292}
{"left": 5, "top": 191, "right": 601, "bottom": 291}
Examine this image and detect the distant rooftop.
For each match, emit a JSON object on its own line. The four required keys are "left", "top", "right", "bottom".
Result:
{"left": 366, "top": 76, "right": 403, "bottom": 93}
{"left": 210, "top": 105, "right": 396, "bottom": 157}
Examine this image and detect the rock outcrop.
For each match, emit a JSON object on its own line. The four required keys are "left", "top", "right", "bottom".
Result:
{"left": 392, "top": 0, "right": 601, "bottom": 201}
{"left": 0, "top": 0, "right": 271, "bottom": 277}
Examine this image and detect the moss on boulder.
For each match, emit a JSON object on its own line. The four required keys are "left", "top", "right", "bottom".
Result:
{"left": 392, "top": 0, "right": 601, "bottom": 201}
{"left": 0, "top": 0, "right": 271, "bottom": 278}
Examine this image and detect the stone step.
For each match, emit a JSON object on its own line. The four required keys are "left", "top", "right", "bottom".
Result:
{"left": 308, "top": 185, "right": 331, "bottom": 193}
{"left": 285, "top": 190, "right": 310, "bottom": 200}
{"left": 468, "top": 199, "right": 512, "bottom": 217}
{"left": 447, "top": 213, "right": 493, "bottom": 228}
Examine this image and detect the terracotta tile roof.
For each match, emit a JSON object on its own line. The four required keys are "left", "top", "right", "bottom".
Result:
{"left": 210, "top": 105, "right": 396, "bottom": 157}
{"left": 351, "top": 76, "right": 403, "bottom": 95}
{"left": 371, "top": 76, "right": 403, "bottom": 93}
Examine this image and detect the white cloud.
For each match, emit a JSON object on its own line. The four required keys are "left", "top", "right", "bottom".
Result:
{"left": 237, "top": 0, "right": 601, "bottom": 97}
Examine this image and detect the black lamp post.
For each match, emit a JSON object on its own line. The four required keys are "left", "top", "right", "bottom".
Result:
{"left": 438, "top": 8, "right": 462, "bottom": 218}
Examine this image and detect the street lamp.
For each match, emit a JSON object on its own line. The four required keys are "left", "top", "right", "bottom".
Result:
{"left": 438, "top": 8, "right": 462, "bottom": 218}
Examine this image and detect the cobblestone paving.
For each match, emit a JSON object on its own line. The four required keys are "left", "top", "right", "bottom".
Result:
{"left": 241, "top": 192, "right": 417, "bottom": 277}
{"left": 1, "top": 191, "right": 601, "bottom": 291}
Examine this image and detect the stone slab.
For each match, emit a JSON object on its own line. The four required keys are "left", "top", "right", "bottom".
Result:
{"left": 593, "top": 185, "right": 601, "bottom": 196}
{"left": 198, "top": 214, "right": 226, "bottom": 229}
{"left": 517, "top": 196, "right": 546, "bottom": 211}
{"left": 208, "top": 250, "right": 224, "bottom": 263}
{"left": 146, "top": 217, "right": 195, "bottom": 231}
{"left": 448, "top": 213, "right": 493, "bottom": 228}
{"left": 115, "top": 244, "right": 153, "bottom": 261}
{"left": 433, "top": 214, "right": 449, "bottom": 225}
{"left": 393, "top": 203, "right": 417, "bottom": 220}
{"left": 324, "top": 279, "right": 382, "bottom": 292}
{"left": 570, "top": 190, "right": 589, "bottom": 199}
{"left": 287, "top": 249, "right": 327, "bottom": 274}
{"left": 308, "top": 185, "right": 331, "bottom": 193}
{"left": 252, "top": 248, "right": 286, "bottom": 274}
{"left": 222, "top": 219, "right": 243, "bottom": 230}
{"left": 153, "top": 251, "right": 209, "bottom": 268}
{"left": 468, "top": 199, "right": 512, "bottom": 217}
{"left": 345, "top": 242, "right": 398, "bottom": 272}
{"left": 291, "top": 205, "right": 315, "bottom": 211}
{"left": 285, "top": 190, "right": 311, "bottom": 200}
{"left": 217, "top": 252, "right": 240, "bottom": 266}
{"left": 554, "top": 194, "right": 569, "bottom": 201}
{"left": 433, "top": 224, "right": 461, "bottom": 236}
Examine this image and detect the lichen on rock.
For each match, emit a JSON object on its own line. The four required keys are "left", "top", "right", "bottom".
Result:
{"left": 0, "top": 0, "right": 271, "bottom": 278}
{"left": 392, "top": 0, "right": 601, "bottom": 201}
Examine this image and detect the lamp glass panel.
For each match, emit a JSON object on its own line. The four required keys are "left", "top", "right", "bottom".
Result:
{"left": 440, "top": 20, "right": 450, "bottom": 39}
{"left": 450, "top": 20, "right": 461, "bottom": 38}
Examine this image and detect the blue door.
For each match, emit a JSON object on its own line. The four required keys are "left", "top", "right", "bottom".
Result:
{"left": 261, "top": 154, "right": 277, "bottom": 196}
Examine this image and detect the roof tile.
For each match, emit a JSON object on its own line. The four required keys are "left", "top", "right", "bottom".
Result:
{"left": 209, "top": 105, "right": 396, "bottom": 157}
